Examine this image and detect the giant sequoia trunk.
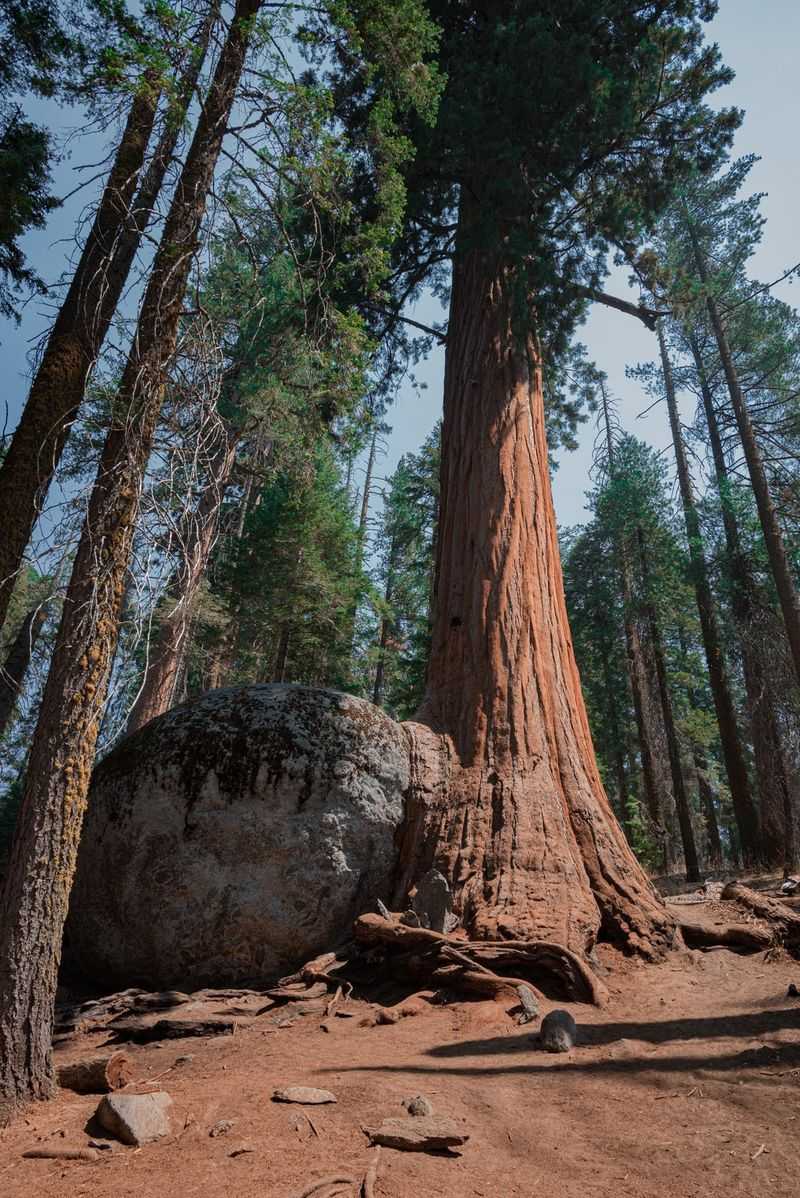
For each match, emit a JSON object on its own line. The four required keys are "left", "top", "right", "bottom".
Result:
{"left": 395, "top": 241, "right": 672, "bottom": 958}
{"left": 0, "top": 0, "right": 262, "bottom": 1106}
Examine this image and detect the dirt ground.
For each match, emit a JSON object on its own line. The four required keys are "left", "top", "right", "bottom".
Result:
{"left": 1, "top": 934, "right": 799, "bottom": 1198}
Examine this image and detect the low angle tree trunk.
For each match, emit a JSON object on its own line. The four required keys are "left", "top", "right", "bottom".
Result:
{"left": 689, "top": 231, "right": 800, "bottom": 688}
{"left": 0, "top": 0, "right": 263, "bottom": 1107}
{"left": 0, "top": 77, "right": 160, "bottom": 632}
{"left": 372, "top": 538, "right": 397, "bottom": 707}
{"left": 658, "top": 324, "right": 759, "bottom": 864}
{"left": 0, "top": 605, "right": 47, "bottom": 740}
{"left": 394, "top": 232, "right": 673, "bottom": 958}
{"left": 126, "top": 426, "right": 238, "bottom": 733}
{"left": 599, "top": 385, "right": 672, "bottom": 871}
{"left": 636, "top": 529, "right": 701, "bottom": 883}
{"left": 688, "top": 332, "right": 792, "bottom": 869}
{"left": 0, "top": 5, "right": 218, "bottom": 636}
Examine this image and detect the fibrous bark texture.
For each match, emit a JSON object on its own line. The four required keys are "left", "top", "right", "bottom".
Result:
{"left": 395, "top": 239, "right": 673, "bottom": 960}
{"left": 0, "top": 10, "right": 218, "bottom": 635}
{"left": 0, "top": 0, "right": 262, "bottom": 1106}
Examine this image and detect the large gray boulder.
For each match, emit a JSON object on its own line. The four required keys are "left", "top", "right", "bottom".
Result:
{"left": 68, "top": 685, "right": 409, "bottom": 988}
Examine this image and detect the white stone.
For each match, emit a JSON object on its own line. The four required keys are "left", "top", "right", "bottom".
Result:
{"left": 68, "top": 685, "right": 409, "bottom": 988}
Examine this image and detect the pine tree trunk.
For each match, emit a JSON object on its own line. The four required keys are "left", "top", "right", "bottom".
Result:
{"left": 599, "top": 385, "right": 671, "bottom": 870}
{"left": 688, "top": 332, "right": 791, "bottom": 869}
{"left": 0, "top": 0, "right": 263, "bottom": 1107}
{"left": 372, "top": 540, "right": 397, "bottom": 707}
{"left": 599, "top": 641, "right": 634, "bottom": 843}
{"left": 657, "top": 324, "right": 759, "bottom": 864}
{"left": 359, "top": 428, "right": 378, "bottom": 538}
{"left": 689, "top": 232, "right": 800, "bottom": 688}
{"left": 395, "top": 236, "right": 672, "bottom": 958}
{"left": 0, "top": 606, "right": 47, "bottom": 740}
{"left": 636, "top": 529, "right": 701, "bottom": 883}
{"left": 0, "top": 79, "right": 160, "bottom": 631}
{"left": 0, "top": 8, "right": 218, "bottom": 636}
{"left": 272, "top": 624, "right": 291, "bottom": 683}
{"left": 126, "top": 427, "right": 238, "bottom": 733}
{"left": 693, "top": 749, "right": 723, "bottom": 870}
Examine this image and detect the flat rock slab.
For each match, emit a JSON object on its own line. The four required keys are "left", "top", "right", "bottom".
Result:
{"left": 272, "top": 1086, "right": 337, "bottom": 1105}
{"left": 96, "top": 1091, "right": 172, "bottom": 1146}
{"left": 367, "top": 1115, "right": 468, "bottom": 1153}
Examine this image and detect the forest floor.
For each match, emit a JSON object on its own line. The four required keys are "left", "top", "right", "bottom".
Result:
{"left": 1, "top": 893, "right": 799, "bottom": 1197}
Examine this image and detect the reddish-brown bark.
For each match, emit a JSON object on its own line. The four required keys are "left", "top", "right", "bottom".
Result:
{"left": 395, "top": 239, "right": 673, "bottom": 959}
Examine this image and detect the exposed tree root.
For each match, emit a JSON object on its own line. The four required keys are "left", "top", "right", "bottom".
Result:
{"left": 353, "top": 913, "right": 608, "bottom": 1006}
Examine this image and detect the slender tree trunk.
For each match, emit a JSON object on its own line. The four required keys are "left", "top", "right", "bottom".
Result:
{"left": 395, "top": 233, "right": 672, "bottom": 957}
{"left": 693, "top": 749, "right": 723, "bottom": 871}
{"left": 0, "top": 0, "right": 263, "bottom": 1106}
{"left": 657, "top": 324, "right": 760, "bottom": 864}
{"left": 359, "top": 427, "right": 378, "bottom": 539}
{"left": 272, "top": 624, "right": 290, "bottom": 683}
{"left": 688, "top": 332, "right": 792, "bottom": 870}
{"left": 689, "top": 230, "right": 800, "bottom": 688}
{"left": 0, "top": 606, "right": 47, "bottom": 740}
{"left": 0, "top": 8, "right": 218, "bottom": 637}
{"left": 599, "top": 384, "right": 671, "bottom": 868}
{"left": 598, "top": 641, "right": 634, "bottom": 843}
{"left": 0, "top": 79, "right": 160, "bottom": 630}
{"left": 126, "top": 427, "right": 238, "bottom": 733}
{"left": 636, "top": 530, "right": 701, "bottom": 882}
{"left": 372, "top": 540, "right": 396, "bottom": 707}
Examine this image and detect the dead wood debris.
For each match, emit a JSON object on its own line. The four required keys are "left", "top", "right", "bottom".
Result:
{"left": 669, "top": 881, "right": 800, "bottom": 956}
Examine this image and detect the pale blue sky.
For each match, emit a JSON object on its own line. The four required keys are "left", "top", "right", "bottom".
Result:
{"left": 3, "top": 1, "right": 799, "bottom": 534}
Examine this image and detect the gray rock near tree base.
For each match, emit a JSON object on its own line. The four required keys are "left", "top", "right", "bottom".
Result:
{"left": 539, "top": 1008, "right": 577, "bottom": 1053}
{"left": 67, "top": 685, "right": 409, "bottom": 989}
{"left": 411, "top": 869, "right": 456, "bottom": 933}
{"left": 95, "top": 1092, "right": 172, "bottom": 1146}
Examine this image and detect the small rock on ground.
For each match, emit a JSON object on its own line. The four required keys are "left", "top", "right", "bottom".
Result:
{"left": 539, "top": 1009, "right": 577, "bottom": 1053}
{"left": 272, "top": 1086, "right": 337, "bottom": 1105}
{"left": 367, "top": 1115, "right": 468, "bottom": 1153}
{"left": 209, "top": 1119, "right": 234, "bottom": 1137}
{"left": 403, "top": 1095, "right": 434, "bottom": 1117}
{"left": 96, "top": 1092, "right": 172, "bottom": 1146}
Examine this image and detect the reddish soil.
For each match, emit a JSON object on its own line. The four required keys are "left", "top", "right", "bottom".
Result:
{"left": 1, "top": 939, "right": 799, "bottom": 1197}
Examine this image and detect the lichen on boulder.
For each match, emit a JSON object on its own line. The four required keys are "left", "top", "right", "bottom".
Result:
{"left": 67, "top": 684, "right": 409, "bottom": 988}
